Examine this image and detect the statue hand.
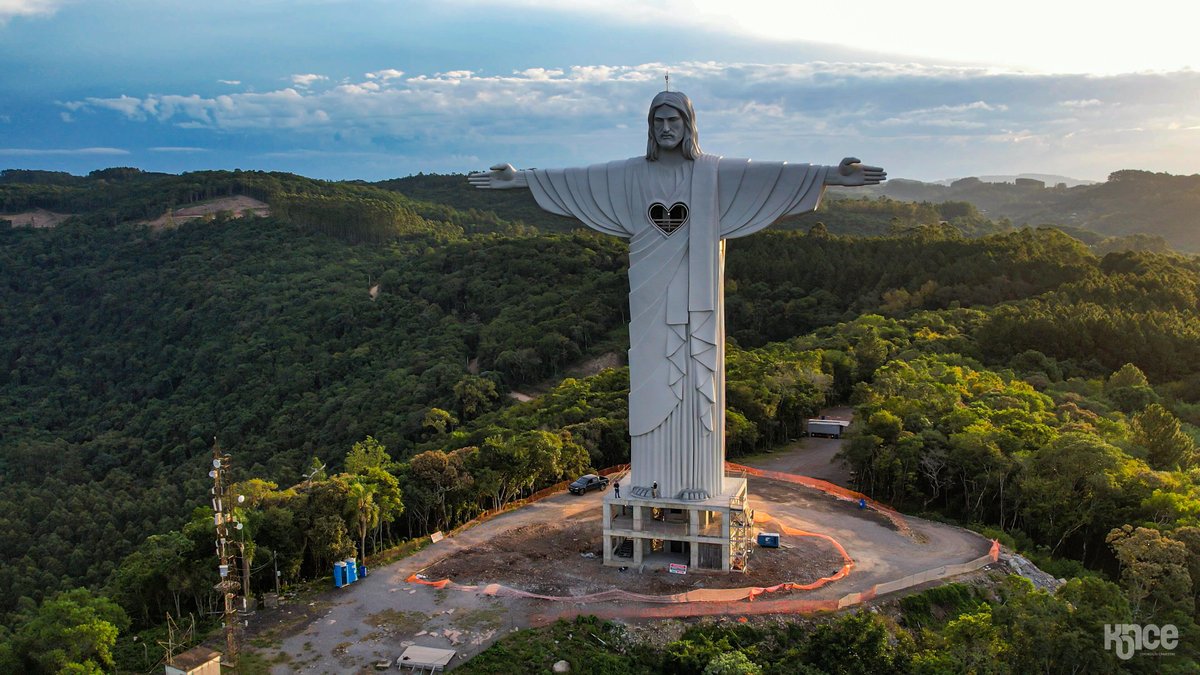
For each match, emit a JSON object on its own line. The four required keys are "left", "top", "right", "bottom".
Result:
{"left": 827, "top": 157, "right": 886, "bottom": 186}
{"left": 468, "top": 163, "right": 528, "bottom": 190}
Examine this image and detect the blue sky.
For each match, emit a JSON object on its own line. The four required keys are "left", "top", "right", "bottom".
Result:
{"left": 2, "top": 0, "right": 1199, "bottom": 182}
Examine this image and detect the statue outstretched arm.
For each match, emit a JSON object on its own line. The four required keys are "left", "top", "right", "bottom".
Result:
{"left": 824, "top": 157, "right": 886, "bottom": 187}
{"left": 468, "top": 163, "right": 529, "bottom": 190}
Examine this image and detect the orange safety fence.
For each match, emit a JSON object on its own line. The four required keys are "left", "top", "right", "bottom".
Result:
{"left": 406, "top": 510, "right": 856, "bottom": 605}
{"left": 749, "top": 511, "right": 854, "bottom": 594}
{"left": 726, "top": 462, "right": 912, "bottom": 536}
{"left": 406, "top": 459, "right": 1001, "bottom": 621}
{"left": 408, "top": 534, "right": 1000, "bottom": 622}
{"left": 442, "top": 464, "right": 630, "bottom": 539}
{"left": 523, "top": 538, "right": 1000, "bottom": 624}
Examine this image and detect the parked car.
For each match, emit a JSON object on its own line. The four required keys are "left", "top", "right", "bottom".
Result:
{"left": 568, "top": 474, "right": 610, "bottom": 495}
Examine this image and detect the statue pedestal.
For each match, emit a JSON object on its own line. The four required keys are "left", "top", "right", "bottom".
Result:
{"left": 602, "top": 476, "right": 753, "bottom": 572}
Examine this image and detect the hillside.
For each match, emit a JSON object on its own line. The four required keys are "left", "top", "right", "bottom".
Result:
{"left": 3, "top": 167, "right": 1200, "bottom": 671}
{"left": 840, "top": 169, "right": 1200, "bottom": 251}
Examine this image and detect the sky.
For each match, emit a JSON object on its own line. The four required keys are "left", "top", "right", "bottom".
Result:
{"left": 2, "top": 0, "right": 1199, "bottom": 183}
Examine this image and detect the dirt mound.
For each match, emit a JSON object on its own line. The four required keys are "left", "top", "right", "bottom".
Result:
{"left": 142, "top": 195, "right": 270, "bottom": 229}
{"left": 3, "top": 209, "right": 74, "bottom": 228}
{"left": 420, "top": 512, "right": 846, "bottom": 598}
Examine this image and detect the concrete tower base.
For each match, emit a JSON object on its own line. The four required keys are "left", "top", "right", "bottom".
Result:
{"left": 602, "top": 475, "right": 754, "bottom": 572}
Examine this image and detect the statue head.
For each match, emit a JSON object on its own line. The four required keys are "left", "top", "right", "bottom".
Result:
{"left": 646, "top": 91, "right": 701, "bottom": 161}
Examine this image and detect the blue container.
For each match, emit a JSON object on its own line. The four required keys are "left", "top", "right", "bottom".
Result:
{"left": 359, "top": 562, "right": 368, "bottom": 577}
{"left": 757, "top": 532, "right": 780, "bottom": 548}
{"left": 345, "top": 559, "right": 358, "bottom": 583}
{"left": 333, "top": 562, "right": 346, "bottom": 588}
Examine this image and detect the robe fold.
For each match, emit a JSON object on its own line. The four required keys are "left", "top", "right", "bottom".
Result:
{"left": 526, "top": 154, "right": 826, "bottom": 500}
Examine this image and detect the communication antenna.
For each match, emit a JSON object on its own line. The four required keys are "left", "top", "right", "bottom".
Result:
{"left": 158, "top": 613, "right": 196, "bottom": 668}
{"left": 210, "top": 439, "right": 242, "bottom": 668}
{"left": 665, "top": 71, "right": 670, "bottom": 92}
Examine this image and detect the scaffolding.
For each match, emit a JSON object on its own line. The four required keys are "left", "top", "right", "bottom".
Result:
{"left": 729, "top": 499, "right": 754, "bottom": 572}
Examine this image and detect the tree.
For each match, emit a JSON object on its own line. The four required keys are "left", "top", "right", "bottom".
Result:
{"left": 1108, "top": 362, "right": 1151, "bottom": 390}
{"left": 453, "top": 374, "right": 500, "bottom": 420}
{"left": 4, "top": 588, "right": 129, "bottom": 674}
{"left": 422, "top": 407, "right": 458, "bottom": 435}
{"left": 345, "top": 479, "right": 380, "bottom": 560}
{"left": 703, "top": 651, "right": 761, "bottom": 675}
{"left": 1106, "top": 525, "right": 1194, "bottom": 620}
{"left": 1021, "top": 433, "right": 1124, "bottom": 554}
{"left": 345, "top": 436, "right": 391, "bottom": 474}
{"left": 1132, "top": 404, "right": 1196, "bottom": 471}
{"left": 1106, "top": 363, "right": 1158, "bottom": 413}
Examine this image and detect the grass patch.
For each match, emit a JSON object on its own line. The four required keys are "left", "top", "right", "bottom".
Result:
{"left": 452, "top": 606, "right": 507, "bottom": 632}
{"left": 368, "top": 536, "right": 431, "bottom": 568}
{"left": 364, "top": 608, "right": 428, "bottom": 634}
{"left": 456, "top": 616, "right": 647, "bottom": 674}
{"left": 233, "top": 650, "right": 275, "bottom": 675}
{"left": 898, "top": 583, "right": 984, "bottom": 629}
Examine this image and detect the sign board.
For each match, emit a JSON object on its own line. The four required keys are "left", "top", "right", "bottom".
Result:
{"left": 430, "top": 531, "right": 445, "bottom": 543}
{"left": 669, "top": 563, "right": 688, "bottom": 575}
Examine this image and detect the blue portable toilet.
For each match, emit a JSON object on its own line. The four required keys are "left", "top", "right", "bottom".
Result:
{"left": 345, "top": 558, "right": 358, "bottom": 584}
{"left": 359, "top": 561, "right": 368, "bottom": 577}
{"left": 757, "top": 532, "right": 780, "bottom": 548}
{"left": 333, "top": 561, "right": 346, "bottom": 588}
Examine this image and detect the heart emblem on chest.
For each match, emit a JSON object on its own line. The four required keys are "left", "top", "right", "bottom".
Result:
{"left": 647, "top": 202, "right": 689, "bottom": 236}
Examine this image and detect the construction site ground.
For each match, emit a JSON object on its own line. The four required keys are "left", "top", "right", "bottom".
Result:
{"left": 256, "top": 408, "right": 992, "bottom": 673}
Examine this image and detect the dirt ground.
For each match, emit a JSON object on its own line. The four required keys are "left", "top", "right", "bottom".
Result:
{"left": 420, "top": 511, "right": 846, "bottom": 597}
{"left": 260, "top": 407, "right": 993, "bottom": 672}
{"left": 141, "top": 195, "right": 270, "bottom": 228}
{"left": 3, "top": 208, "right": 74, "bottom": 228}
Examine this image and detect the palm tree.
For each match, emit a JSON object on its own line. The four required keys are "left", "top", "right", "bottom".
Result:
{"left": 346, "top": 480, "right": 380, "bottom": 559}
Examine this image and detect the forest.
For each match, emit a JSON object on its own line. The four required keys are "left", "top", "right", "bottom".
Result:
{"left": 2, "top": 167, "right": 1200, "bottom": 672}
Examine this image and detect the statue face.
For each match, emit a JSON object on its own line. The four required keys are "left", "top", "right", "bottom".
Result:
{"left": 653, "top": 106, "right": 684, "bottom": 151}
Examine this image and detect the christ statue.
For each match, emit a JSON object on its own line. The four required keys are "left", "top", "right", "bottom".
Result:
{"left": 470, "top": 91, "right": 885, "bottom": 502}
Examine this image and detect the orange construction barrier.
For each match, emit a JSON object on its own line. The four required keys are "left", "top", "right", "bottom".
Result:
{"left": 726, "top": 462, "right": 912, "bottom": 535}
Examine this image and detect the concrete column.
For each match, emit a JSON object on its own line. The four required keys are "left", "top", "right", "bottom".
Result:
{"left": 602, "top": 503, "right": 613, "bottom": 565}
{"left": 633, "top": 505, "right": 643, "bottom": 532}
{"left": 689, "top": 508, "right": 699, "bottom": 536}
{"left": 690, "top": 541, "right": 699, "bottom": 568}
{"left": 633, "top": 538, "right": 644, "bottom": 564}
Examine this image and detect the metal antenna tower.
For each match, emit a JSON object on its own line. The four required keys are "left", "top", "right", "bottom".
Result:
{"left": 210, "top": 439, "right": 242, "bottom": 668}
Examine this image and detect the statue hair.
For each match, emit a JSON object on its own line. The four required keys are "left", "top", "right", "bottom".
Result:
{"left": 646, "top": 91, "right": 702, "bottom": 161}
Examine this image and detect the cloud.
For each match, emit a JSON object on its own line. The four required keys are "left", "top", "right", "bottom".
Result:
{"left": 218, "top": 79, "right": 242, "bottom": 86}
{"left": 59, "top": 61, "right": 1200, "bottom": 180}
{"left": 290, "top": 73, "right": 328, "bottom": 88}
{"left": 365, "top": 69, "right": 404, "bottom": 80}
{"left": 0, "top": 0, "right": 67, "bottom": 22}
{"left": 0, "top": 146, "right": 129, "bottom": 156}
{"left": 149, "top": 146, "right": 209, "bottom": 153}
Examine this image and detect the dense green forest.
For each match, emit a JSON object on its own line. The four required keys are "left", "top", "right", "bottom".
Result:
{"left": 3, "top": 167, "right": 1200, "bottom": 672}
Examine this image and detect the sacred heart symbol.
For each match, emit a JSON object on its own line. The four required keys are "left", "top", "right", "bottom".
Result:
{"left": 648, "top": 202, "right": 689, "bottom": 236}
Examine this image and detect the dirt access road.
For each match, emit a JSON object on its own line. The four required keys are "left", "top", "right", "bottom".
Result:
{"left": 258, "top": 409, "right": 990, "bottom": 672}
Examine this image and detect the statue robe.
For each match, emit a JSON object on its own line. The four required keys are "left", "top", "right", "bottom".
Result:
{"left": 526, "top": 154, "right": 826, "bottom": 500}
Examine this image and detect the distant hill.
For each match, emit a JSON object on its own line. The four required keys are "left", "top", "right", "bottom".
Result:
{"left": 835, "top": 169, "right": 1200, "bottom": 251}
{"left": 931, "top": 173, "right": 1097, "bottom": 188}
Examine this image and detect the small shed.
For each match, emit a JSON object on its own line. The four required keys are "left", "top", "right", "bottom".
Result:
{"left": 397, "top": 645, "right": 457, "bottom": 672}
{"left": 806, "top": 418, "right": 851, "bottom": 438}
{"left": 165, "top": 646, "right": 221, "bottom": 675}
